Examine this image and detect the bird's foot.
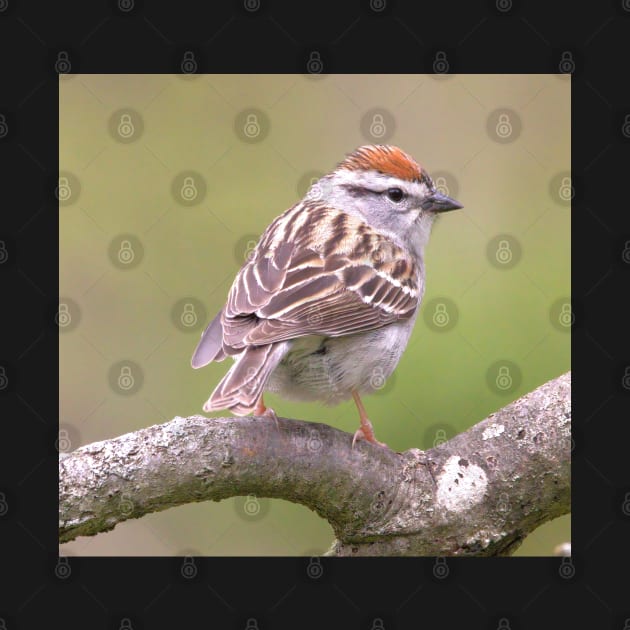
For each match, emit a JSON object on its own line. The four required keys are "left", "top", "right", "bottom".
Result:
{"left": 254, "top": 397, "right": 279, "bottom": 430}
{"left": 352, "top": 418, "right": 388, "bottom": 449}
{"left": 261, "top": 406, "right": 279, "bottom": 430}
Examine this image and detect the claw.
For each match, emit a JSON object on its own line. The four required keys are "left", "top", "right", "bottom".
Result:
{"left": 351, "top": 390, "right": 389, "bottom": 449}
{"left": 352, "top": 425, "right": 389, "bottom": 449}
{"left": 254, "top": 395, "right": 279, "bottom": 430}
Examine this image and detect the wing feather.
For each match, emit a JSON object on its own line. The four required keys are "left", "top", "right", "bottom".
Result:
{"left": 210, "top": 202, "right": 421, "bottom": 355}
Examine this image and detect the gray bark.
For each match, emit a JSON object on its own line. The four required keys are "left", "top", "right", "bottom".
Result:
{"left": 59, "top": 372, "right": 571, "bottom": 556}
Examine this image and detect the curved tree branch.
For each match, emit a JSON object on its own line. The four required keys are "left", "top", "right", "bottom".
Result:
{"left": 59, "top": 372, "right": 570, "bottom": 556}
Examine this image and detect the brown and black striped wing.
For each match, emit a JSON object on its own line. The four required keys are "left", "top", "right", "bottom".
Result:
{"left": 221, "top": 221, "right": 421, "bottom": 350}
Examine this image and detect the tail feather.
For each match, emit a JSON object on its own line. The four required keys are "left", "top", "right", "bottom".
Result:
{"left": 191, "top": 309, "right": 226, "bottom": 368}
{"left": 203, "top": 341, "right": 289, "bottom": 415}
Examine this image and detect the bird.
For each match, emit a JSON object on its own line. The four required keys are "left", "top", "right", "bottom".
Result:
{"left": 191, "top": 145, "right": 463, "bottom": 447}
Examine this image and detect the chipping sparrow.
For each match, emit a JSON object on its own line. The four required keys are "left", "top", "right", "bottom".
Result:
{"left": 192, "top": 145, "right": 462, "bottom": 447}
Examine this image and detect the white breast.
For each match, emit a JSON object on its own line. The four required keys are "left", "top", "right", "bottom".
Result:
{"left": 266, "top": 314, "right": 418, "bottom": 405}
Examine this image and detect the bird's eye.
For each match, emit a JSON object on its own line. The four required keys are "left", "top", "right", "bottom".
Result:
{"left": 386, "top": 188, "right": 404, "bottom": 202}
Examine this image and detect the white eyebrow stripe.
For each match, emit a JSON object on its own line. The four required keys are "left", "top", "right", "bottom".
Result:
{"left": 330, "top": 169, "right": 431, "bottom": 197}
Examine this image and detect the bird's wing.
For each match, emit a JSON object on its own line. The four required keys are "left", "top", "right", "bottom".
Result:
{"left": 220, "top": 201, "right": 422, "bottom": 350}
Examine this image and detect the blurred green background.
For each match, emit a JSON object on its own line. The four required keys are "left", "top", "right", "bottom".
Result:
{"left": 59, "top": 74, "right": 570, "bottom": 556}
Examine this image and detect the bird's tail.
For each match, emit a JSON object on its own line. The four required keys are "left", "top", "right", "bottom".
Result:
{"left": 203, "top": 341, "right": 289, "bottom": 415}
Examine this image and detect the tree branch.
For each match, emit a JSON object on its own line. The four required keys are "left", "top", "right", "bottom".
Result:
{"left": 59, "top": 372, "right": 570, "bottom": 555}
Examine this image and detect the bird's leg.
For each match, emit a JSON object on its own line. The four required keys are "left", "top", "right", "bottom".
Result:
{"left": 254, "top": 395, "right": 279, "bottom": 430}
{"left": 351, "top": 390, "right": 388, "bottom": 448}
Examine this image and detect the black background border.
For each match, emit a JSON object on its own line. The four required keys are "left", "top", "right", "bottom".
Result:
{"left": 1, "top": 0, "right": 629, "bottom": 627}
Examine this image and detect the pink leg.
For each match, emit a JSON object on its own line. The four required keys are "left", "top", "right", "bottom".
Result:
{"left": 351, "top": 390, "right": 388, "bottom": 448}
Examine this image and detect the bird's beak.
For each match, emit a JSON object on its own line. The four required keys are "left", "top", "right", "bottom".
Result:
{"left": 421, "top": 191, "right": 463, "bottom": 213}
